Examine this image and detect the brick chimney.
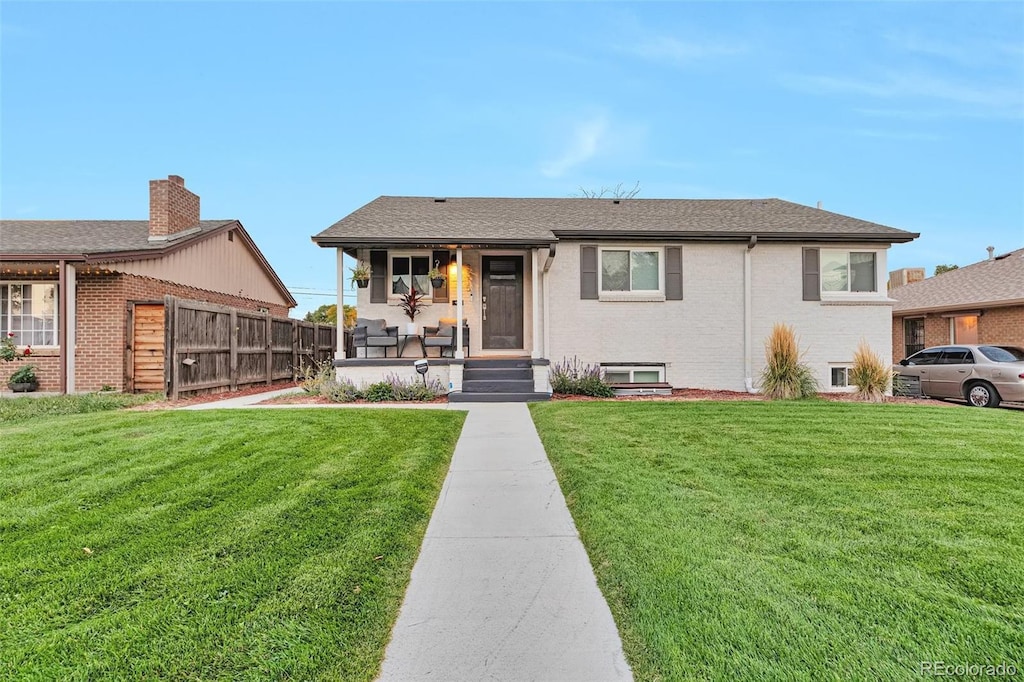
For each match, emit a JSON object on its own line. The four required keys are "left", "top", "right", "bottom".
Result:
{"left": 149, "top": 175, "right": 200, "bottom": 239}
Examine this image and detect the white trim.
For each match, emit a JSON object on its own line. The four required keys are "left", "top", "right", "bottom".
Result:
{"left": 478, "top": 252, "right": 528, "bottom": 352}
{"left": 455, "top": 248, "right": 464, "bottom": 359}
{"left": 65, "top": 265, "right": 77, "bottom": 393}
{"left": 531, "top": 248, "right": 540, "bottom": 359}
{"left": 828, "top": 364, "right": 853, "bottom": 389}
{"left": 598, "top": 246, "right": 664, "bottom": 295}
{"left": 819, "top": 248, "right": 882, "bottom": 296}
{"left": 601, "top": 364, "right": 666, "bottom": 383}
{"left": 0, "top": 280, "right": 60, "bottom": 348}
{"left": 388, "top": 251, "right": 433, "bottom": 298}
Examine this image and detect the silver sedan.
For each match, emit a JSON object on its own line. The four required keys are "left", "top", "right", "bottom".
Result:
{"left": 894, "top": 345, "right": 1024, "bottom": 408}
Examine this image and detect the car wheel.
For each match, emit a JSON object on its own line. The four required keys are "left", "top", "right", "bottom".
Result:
{"left": 965, "top": 382, "right": 1001, "bottom": 408}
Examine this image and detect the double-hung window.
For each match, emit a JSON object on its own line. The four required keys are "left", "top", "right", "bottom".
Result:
{"left": 391, "top": 254, "right": 431, "bottom": 296}
{"left": 600, "top": 248, "right": 661, "bottom": 293}
{"left": 821, "top": 250, "right": 877, "bottom": 293}
{"left": 0, "top": 282, "right": 58, "bottom": 346}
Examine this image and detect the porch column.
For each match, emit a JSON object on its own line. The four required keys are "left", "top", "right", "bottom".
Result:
{"left": 65, "top": 263, "right": 77, "bottom": 393}
{"left": 336, "top": 248, "right": 346, "bottom": 360}
{"left": 531, "top": 248, "right": 540, "bottom": 359}
{"left": 455, "top": 246, "right": 465, "bottom": 360}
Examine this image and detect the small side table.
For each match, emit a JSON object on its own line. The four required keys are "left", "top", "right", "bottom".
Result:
{"left": 397, "top": 334, "right": 422, "bottom": 357}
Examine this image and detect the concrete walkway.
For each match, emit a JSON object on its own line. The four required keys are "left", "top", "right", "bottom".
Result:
{"left": 378, "top": 403, "right": 632, "bottom": 681}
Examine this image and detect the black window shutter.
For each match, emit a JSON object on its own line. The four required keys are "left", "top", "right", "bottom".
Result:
{"left": 370, "top": 250, "right": 388, "bottom": 304}
{"left": 431, "top": 250, "right": 450, "bottom": 302}
{"left": 580, "top": 245, "right": 598, "bottom": 299}
{"left": 802, "top": 248, "right": 820, "bottom": 301}
{"left": 665, "top": 246, "right": 683, "bottom": 300}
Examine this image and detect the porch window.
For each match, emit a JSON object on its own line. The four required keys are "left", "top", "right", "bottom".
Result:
{"left": 0, "top": 282, "right": 58, "bottom": 346}
{"left": 600, "top": 249, "right": 661, "bottom": 292}
{"left": 821, "top": 250, "right": 876, "bottom": 293}
{"left": 391, "top": 255, "right": 431, "bottom": 296}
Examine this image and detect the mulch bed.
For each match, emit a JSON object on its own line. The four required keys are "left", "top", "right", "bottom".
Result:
{"left": 129, "top": 383, "right": 953, "bottom": 409}
{"left": 130, "top": 382, "right": 301, "bottom": 411}
{"left": 550, "top": 388, "right": 954, "bottom": 406}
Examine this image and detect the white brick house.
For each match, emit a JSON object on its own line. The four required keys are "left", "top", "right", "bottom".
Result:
{"left": 312, "top": 197, "right": 917, "bottom": 400}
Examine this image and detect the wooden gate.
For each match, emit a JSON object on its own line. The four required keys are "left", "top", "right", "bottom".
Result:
{"left": 130, "top": 303, "right": 166, "bottom": 393}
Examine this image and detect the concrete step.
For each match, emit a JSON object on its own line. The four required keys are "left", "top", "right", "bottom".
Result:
{"left": 464, "top": 358, "right": 533, "bottom": 369}
{"left": 463, "top": 367, "right": 532, "bottom": 381}
{"left": 462, "top": 379, "right": 535, "bottom": 393}
{"left": 448, "top": 391, "right": 551, "bottom": 403}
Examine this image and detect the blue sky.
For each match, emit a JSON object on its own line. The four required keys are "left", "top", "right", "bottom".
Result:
{"left": 2, "top": 1, "right": 1022, "bottom": 316}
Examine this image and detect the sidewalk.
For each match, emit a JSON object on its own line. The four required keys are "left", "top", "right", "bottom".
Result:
{"left": 377, "top": 403, "right": 632, "bottom": 681}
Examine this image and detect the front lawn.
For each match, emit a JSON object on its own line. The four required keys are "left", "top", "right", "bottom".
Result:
{"left": 530, "top": 401, "right": 1024, "bottom": 680}
{"left": 0, "top": 408, "right": 465, "bottom": 680}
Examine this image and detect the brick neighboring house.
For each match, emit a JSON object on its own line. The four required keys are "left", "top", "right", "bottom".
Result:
{"left": 0, "top": 175, "right": 296, "bottom": 393}
{"left": 890, "top": 247, "right": 1024, "bottom": 361}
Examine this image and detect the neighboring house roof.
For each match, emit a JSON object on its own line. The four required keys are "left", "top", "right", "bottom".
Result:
{"left": 0, "top": 219, "right": 233, "bottom": 257}
{"left": 0, "top": 219, "right": 297, "bottom": 307}
{"left": 312, "top": 196, "right": 918, "bottom": 247}
{"left": 890, "top": 247, "right": 1024, "bottom": 315}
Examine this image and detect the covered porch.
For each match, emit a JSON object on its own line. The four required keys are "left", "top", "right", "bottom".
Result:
{"left": 327, "top": 240, "right": 556, "bottom": 399}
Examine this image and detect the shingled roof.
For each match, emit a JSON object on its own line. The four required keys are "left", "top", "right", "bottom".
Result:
{"left": 312, "top": 196, "right": 918, "bottom": 247}
{"left": 891, "top": 247, "right": 1024, "bottom": 314}
{"left": 0, "top": 219, "right": 235, "bottom": 258}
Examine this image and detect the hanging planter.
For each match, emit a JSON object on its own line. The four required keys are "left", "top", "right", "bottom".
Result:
{"left": 429, "top": 261, "right": 445, "bottom": 289}
{"left": 349, "top": 261, "right": 371, "bottom": 289}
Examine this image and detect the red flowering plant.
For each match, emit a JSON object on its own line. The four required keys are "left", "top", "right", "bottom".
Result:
{"left": 2, "top": 332, "right": 37, "bottom": 385}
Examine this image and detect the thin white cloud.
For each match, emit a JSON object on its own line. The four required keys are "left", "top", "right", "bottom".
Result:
{"left": 620, "top": 35, "right": 746, "bottom": 67}
{"left": 540, "top": 116, "right": 610, "bottom": 179}
{"left": 852, "top": 129, "right": 945, "bottom": 142}
{"left": 784, "top": 71, "right": 1023, "bottom": 118}
{"left": 884, "top": 30, "right": 1024, "bottom": 68}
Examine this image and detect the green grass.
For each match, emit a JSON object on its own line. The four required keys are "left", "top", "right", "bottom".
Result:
{"left": 0, "top": 392, "right": 160, "bottom": 423}
{"left": 530, "top": 401, "right": 1024, "bottom": 681}
{"left": 0, "top": 408, "right": 465, "bottom": 680}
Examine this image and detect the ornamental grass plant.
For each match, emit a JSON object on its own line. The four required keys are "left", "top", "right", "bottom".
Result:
{"left": 759, "top": 323, "right": 817, "bottom": 399}
{"left": 850, "top": 340, "right": 890, "bottom": 402}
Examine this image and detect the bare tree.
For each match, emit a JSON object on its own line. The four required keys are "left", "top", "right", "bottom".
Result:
{"left": 572, "top": 181, "right": 641, "bottom": 199}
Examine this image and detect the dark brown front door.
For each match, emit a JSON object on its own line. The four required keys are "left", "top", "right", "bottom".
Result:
{"left": 482, "top": 256, "right": 524, "bottom": 350}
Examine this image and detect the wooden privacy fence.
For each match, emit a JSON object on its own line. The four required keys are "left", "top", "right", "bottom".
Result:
{"left": 158, "top": 296, "right": 336, "bottom": 399}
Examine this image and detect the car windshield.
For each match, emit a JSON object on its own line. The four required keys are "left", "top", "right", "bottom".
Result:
{"left": 978, "top": 346, "right": 1024, "bottom": 362}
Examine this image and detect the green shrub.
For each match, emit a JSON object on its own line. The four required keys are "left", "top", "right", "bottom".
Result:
{"left": 850, "top": 340, "right": 890, "bottom": 402}
{"left": 550, "top": 357, "right": 615, "bottom": 397}
{"left": 363, "top": 382, "right": 396, "bottom": 402}
{"left": 759, "top": 323, "right": 818, "bottom": 400}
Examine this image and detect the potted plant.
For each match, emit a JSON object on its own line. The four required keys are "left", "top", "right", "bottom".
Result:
{"left": 3, "top": 332, "right": 37, "bottom": 392}
{"left": 8, "top": 364, "right": 38, "bottom": 392}
{"left": 429, "top": 261, "right": 446, "bottom": 289}
{"left": 349, "top": 261, "right": 371, "bottom": 288}
{"left": 399, "top": 288, "right": 425, "bottom": 335}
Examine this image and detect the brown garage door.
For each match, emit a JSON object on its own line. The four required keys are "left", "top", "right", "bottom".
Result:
{"left": 132, "top": 303, "right": 165, "bottom": 393}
